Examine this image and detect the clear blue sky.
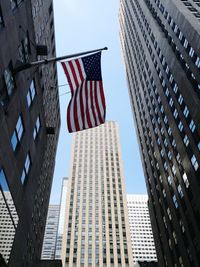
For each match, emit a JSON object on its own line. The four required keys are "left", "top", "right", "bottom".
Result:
{"left": 50, "top": 0, "right": 146, "bottom": 204}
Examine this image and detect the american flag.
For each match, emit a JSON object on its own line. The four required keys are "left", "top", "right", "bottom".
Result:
{"left": 61, "top": 52, "right": 106, "bottom": 133}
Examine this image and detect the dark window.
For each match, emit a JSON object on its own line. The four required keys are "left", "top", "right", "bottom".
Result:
{"left": 18, "top": 32, "right": 31, "bottom": 63}
{"left": 4, "top": 63, "right": 15, "bottom": 97}
{"left": 49, "top": 3, "right": 53, "bottom": 15}
{"left": 0, "top": 6, "right": 4, "bottom": 27}
{"left": 10, "top": 0, "right": 23, "bottom": 10}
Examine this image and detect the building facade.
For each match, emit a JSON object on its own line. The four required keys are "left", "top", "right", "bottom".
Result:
{"left": 41, "top": 205, "right": 60, "bottom": 260}
{"left": 127, "top": 195, "right": 157, "bottom": 264}
{"left": 119, "top": 0, "right": 200, "bottom": 266}
{"left": 135, "top": 261, "right": 158, "bottom": 267}
{"left": 0, "top": 191, "right": 18, "bottom": 263}
{"left": 55, "top": 178, "right": 69, "bottom": 260}
{"left": 62, "top": 121, "right": 133, "bottom": 266}
{"left": 0, "top": 1, "right": 60, "bottom": 266}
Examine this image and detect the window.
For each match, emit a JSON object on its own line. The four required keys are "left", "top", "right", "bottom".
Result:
{"left": 18, "top": 33, "right": 31, "bottom": 63}
{"left": 183, "top": 106, "right": 189, "bottom": 118}
{"left": 168, "top": 175, "right": 172, "bottom": 185}
{"left": 173, "top": 109, "right": 178, "bottom": 119}
{"left": 178, "top": 121, "right": 184, "bottom": 132}
{"left": 172, "top": 165, "right": 176, "bottom": 175}
{"left": 4, "top": 64, "right": 15, "bottom": 97}
{"left": 0, "top": 6, "right": 4, "bottom": 27}
{"left": 169, "top": 98, "right": 174, "bottom": 107}
{"left": 167, "top": 207, "right": 172, "bottom": 220}
{"left": 189, "top": 120, "right": 196, "bottom": 133}
{"left": 11, "top": 115, "right": 24, "bottom": 151}
{"left": 10, "top": 0, "right": 17, "bottom": 10}
{"left": 183, "top": 172, "right": 189, "bottom": 188}
{"left": 20, "top": 153, "right": 31, "bottom": 184}
{"left": 177, "top": 185, "right": 184, "bottom": 198}
{"left": 33, "top": 116, "right": 41, "bottom": 140}
{"left": 191, "top": 155, "right": 199, "bottom": 171}
{"left": 178, "top": 94, "right": 184, "bottom": 105}
{"left": 27, "top": 80, "right": 36, "bottom": 107}
{"left": 183, "top": 135, "right": 189, "bottom": 147}
{"left": 49, "top": 3, "right": 53, "bottom": 15}
{"left": 198, "top": 141, "right": 200, "bottom": 151}
{"left": 10, "top": 0, "right": 23, "bottom": 10}
{"left": 173, "top": 194, "right": 178, "bottom": 208}
{"left": 173, "top": 83, "right": 178, "bottom": 93}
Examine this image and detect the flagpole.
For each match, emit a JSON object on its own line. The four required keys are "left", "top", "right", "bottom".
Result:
{"left": 13, "top": 47, "right": 108, "bottom": 74}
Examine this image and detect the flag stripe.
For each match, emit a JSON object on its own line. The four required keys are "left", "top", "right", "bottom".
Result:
{"left": 97, "top": 82, "right": 105, "bottom": 121}
{"left": 65, "top": 62, "right": 77, "bottom": 92}
{"left": 92, "top": 82, "right": 100, "bottom": 125}
{"left": 72, "top": 60, "right": 82, "bottom": 85}
{"left": 82, "top": 81, "right": 89, "bottom": 129}
{"left": 69, "top": 95, "right": 76, "bottom": 132}
{"left": 85, "top": 82, "right": 92, "bottom": 128}
{"left": 61, "top": 62, "right": 74, "bottom": 94}
{"left": 68, "top": 61, "right": 79, "bottom": 89}
{"left": 79, "top": 81, "right": 85, "bottom": 130}
{"left": 73, "top": 84, "right": 81, "bottom": 131}
{"left": 94, "top": 82, "right": 104, "bottom": 124}
{"left": 99, "top": 80, "right": 106, "bottom": 120}
{"left": 90, "top": 81, "right": 97, "bottom": 126}
{"left": 76, "top": 84, "right": 83, "bottom": 130}
{"left": 76, "top": 59, "right": 85, "bottom": 81}
{"left": 67, "top": 99, "right": 72, "bottom": 133}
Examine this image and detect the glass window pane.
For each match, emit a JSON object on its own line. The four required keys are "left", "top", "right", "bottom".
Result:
{"left": 21, "top": 170, "right": 26, "bottom": 184}
{"left": 16, "top": 116, "right": 24, "bottom": 141}
{"left": 10, "top": 0, "right": 17, "bottom": 10}
{"left": 27, "top": 91, "right": 31, "bottom": 107}
{"left": 11, "top": 132, "right": 18, "bottom": 151}
{"left": 33, "top": 128, "right": 37, "bottom": 140}
{"left": 25, "top": 154, "right": 31, "bottom": 174}
{"left": 30, "top": 80, "right": 36, "bottom": 99}
{"left": 0, "top": 169, "right": 9, "bottom": 191}
{"left": 36, "top": 117, "right": 40, "bottom": 131}
{"left": 17, "top": 124, "right": 23, "bottom": 141}
{"left": 16, "top": 116, "right": 22, "bottom": 132}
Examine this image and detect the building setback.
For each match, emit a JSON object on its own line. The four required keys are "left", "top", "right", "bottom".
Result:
{"left": 127, "top": 195, "right": 157, "bottom": 264}
{"left": 41, "top": 205, "right": 60, "bottom": 260}
{"left": 119, "top": 0, "right": 200, "bottom": 266}
{"left": 0, "top": 1, "right": 60, "bottom": 266}
{"left": 62, "top": 121, "right": 133, "bottom": 266}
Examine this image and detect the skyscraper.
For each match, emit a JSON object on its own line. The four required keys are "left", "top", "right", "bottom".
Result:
{"left": 0, "top": 191, "right": 18, "bottom": 263}
{"left": 41, "top": 205, "right": 60, "bottom": 260}
{"left": 0, "top": 1, "right": 60, "bottom": 266}
{"left": 119, "top": 0, "right": 200, "bottom": 266}
{"left": 127, "top": 195, "right": 157, "bottom": 264}
{"left": 62, "top": 121, "right": 133, "bottom": 266}
{"left": 55, "top": 178, "right": 69, "bottom": 260}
